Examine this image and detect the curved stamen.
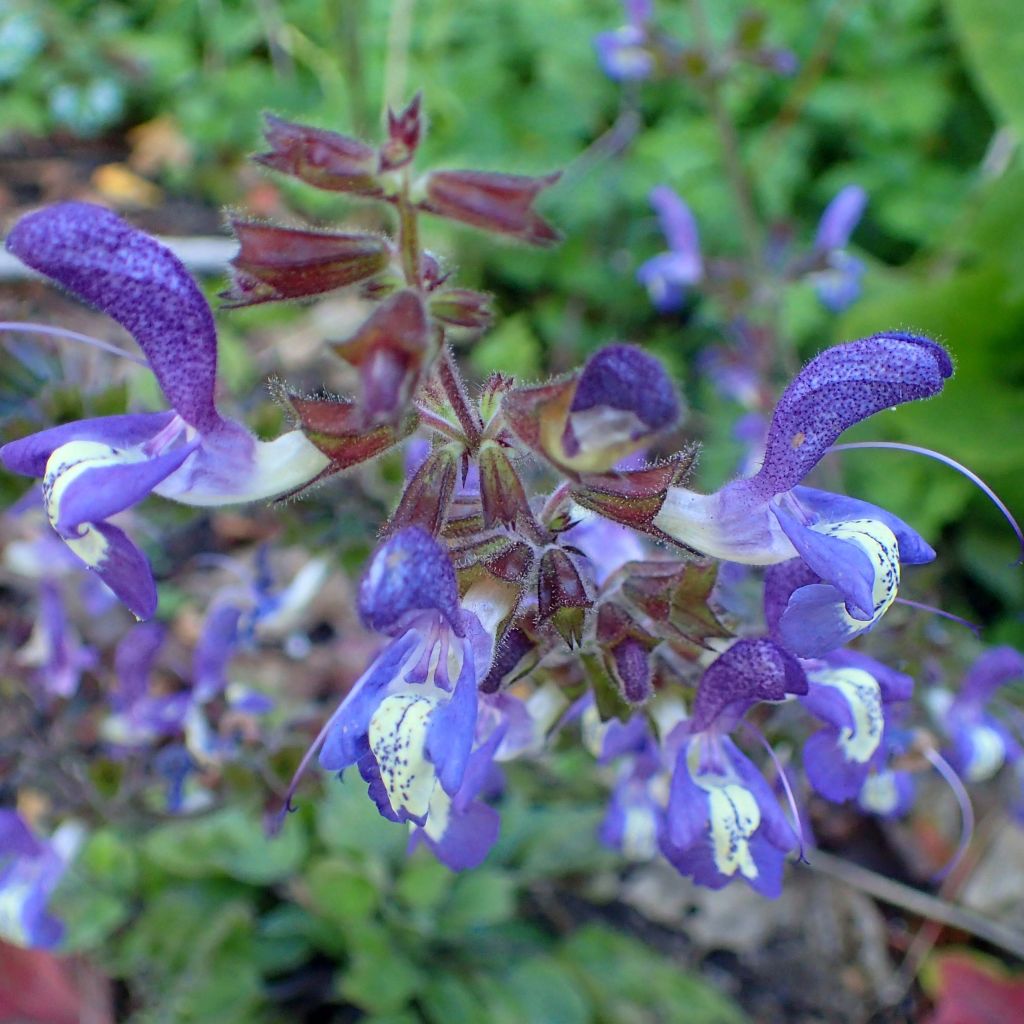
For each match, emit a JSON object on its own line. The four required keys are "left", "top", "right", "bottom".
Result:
{"left": 829, "top": 441, "right": 1024, "bottom": 565}
{"left": 265, "top": 699, "right": 352, "bottom": 835}
{"left": 924, "top": 746, "right": 975, "bottom": 882}
{"left": 0, "top": 321, "right": 149, "bottom": 367}
{"left": 894, "top": 597, "right": 982, "bottom": 637}
{"left": 741, "top": 721, "right": 807, "bottom": 864}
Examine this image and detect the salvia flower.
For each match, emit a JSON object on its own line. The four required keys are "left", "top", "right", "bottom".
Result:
{"left": 930, "top": 647, "right": 1024, "bottom": 784}
{"left": 503, "top": 343, "right": 682, "bottom": 476}
{"left": 1, "top": 203, "right": 330, "bottom": 619}
{"left": 660, "top": 638, "right": 806, "bottom": 897}
{"left": 594, "top": 0, "right": 655, "bottom": 81}
{"left": 810, "top": 185, "right": 867, "bottom": 313}
{"left": 637, "top": 186, "right": 703, "bottom": 312}
{"left": 654, "top": 334, "right": 951, "bottom": 654}
{"left": 798, "top": 650, "right": 913, "bottom": 803}
{"left": 0, "top": 811, "right": 84, "bottom": 950}
{"left": 280, "top": 528, "right": 507, "bottom": 869}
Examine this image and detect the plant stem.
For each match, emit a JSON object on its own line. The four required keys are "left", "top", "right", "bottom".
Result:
{"left": 687, "top": 0, "right": 763, "bottom": 271}
{"left": 437, "top": 346, "right": 483, "bottom": 446}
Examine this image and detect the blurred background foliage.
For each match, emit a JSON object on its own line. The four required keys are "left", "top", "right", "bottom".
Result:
{"left": 2, "top": 0, "right": 1024, "bottom": 1019}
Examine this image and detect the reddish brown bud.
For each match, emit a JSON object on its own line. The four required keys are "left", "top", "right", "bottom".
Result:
{"left": 537, "top": 547, "right": 591, "bottom": 648}
{"left": 619, "top": 559, "right": 730, "bottom": 658}
{"left": 428, "top": 288, "right": 494, "bottom": 331}
{"left": 480, "top": 625, "right": 538, "bottom": 693}
{"left": 420, "top": 168, "right": 562, "bottom": 246}
{"left": 384, "top": 443, "right": 459, "bottom": 537}
{"left": 255, "top": 114, "right": 381, "bottom": 195}
{"left": 570, "top": 448, "right": 699, "bottom": 534}
{"left": 287, "top": 392, "right": 414, "bottom": 483}
{"left": 221, "top": 221, "right": 391, "bottom": 307}
{"left": 332, "top": 289, "right": 433, "bottom": 426}
{"left": 478, "top": 440, "right": 532, "bottom": 529}
{"left": 380, "top": 93, "right": 423, "bottom": 172}
{"left": 597, "top": 603, "right": 658, "bottom": 705}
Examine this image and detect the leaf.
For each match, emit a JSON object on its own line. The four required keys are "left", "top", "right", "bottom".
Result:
{"left": 143, "top": 806, "right": 307, "bottom": 884}
{"left": 922, "top": 948, "right": 1024, "bottom": 1024}
{"left": 440, "top": 870, "right": 516, "bottom": 934}
{"left": 304, "top": 857, "right": 380, "bottom": 927}
{"left": 336, "top": 922, "right": 425, "bottom": 1015}
{"left": 559, "top": 924, "right": 748, "bottom": 1024}
{"left": 944, "top": 0, "right": 1024, "bottom": 139}
{"left": 499, "top": 957, "right": 590, "bottom": 1024}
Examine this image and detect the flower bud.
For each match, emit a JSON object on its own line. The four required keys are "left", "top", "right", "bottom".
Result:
{"left": 286, "top": 392, "right": 415, "bottom": 482}
{"left": 384, "top": 442, "right": 460, "bottom": 537}
{"left": 537, "top": 547, "right": 591, "bottom": 648}
{"left": 332, "top": 289, "right": 433, "bottom": 426}
{"left": 597, "top": 603, "right": 657, "bottom": 705}
{"left": 478, "top": 440, "right": 532, "bottom": 529}
{"left": 255, "top": 114, "right": 381, "bottom": 195}
{"left": 379, "top": 93, "right": 423, "bottom": 172}
{"left": 428, "top": 288, "right": 494, "bottom": 331}
{"left": 569, "top": 449, "right": 698, "bottom": 532}
{"left": 221, "top": 221, "right": 391, "bottom": 307}
{"left": 420, "top": 168, "right": 562, "bottom": 246}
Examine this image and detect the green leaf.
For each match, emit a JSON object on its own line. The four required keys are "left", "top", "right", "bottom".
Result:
{"left": 945, "top": 0, "right": 1024, "bottom": 138}
{"left": 560, "top": 924, "right": 748, "bottom": 1024}
{"left": 421, "top": 974, "right": 489, "bottom": 1024}
{"left": 305, "top": 857, "right": 380, "bottom": 927}
{"left": 499, "top": 957, "right": 590, "bottom": 1024}
{"left": 394, "top": 852, "right": 455, "bottom": 912}
{"left": 440, "top": 870, "right": 516, "bottom": 934}
{"left": 336, "top": 922, "right": 426, "bottom": 1014}
{"left": 143, "top": 806, "right": 307, "bottom": 884}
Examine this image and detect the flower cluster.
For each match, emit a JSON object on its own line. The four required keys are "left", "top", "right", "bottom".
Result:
{"left": 1, "top": 83, "right": 1022, "bottom": 956}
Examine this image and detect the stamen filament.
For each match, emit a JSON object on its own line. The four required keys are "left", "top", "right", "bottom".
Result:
{"left": 894, "top": 597, "right": 982, "bottom": 636}
{"left": 0, "top": 321, "right": 149, "bottom": 367}
{"left": 924, "top": 746, "right": 975, "bottom": 882}
{"left": 828, "top": 441, "right": 1024, "bottom": 564}
{"left": 741, "top": 721, "right": 807, "bottom": 863}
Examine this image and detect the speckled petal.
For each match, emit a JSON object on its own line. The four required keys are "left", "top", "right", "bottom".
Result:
{"left": 6, "top": 203, "right": 222, "bottom": 432}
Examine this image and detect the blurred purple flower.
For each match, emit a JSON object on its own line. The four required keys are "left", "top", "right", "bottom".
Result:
{"left": 637, "top": 186, "right": 703, "bottom": 312}
{"left": 594, "top": 0, "right": 654, "bottom": 81}
{"left": 810, "top": 185, "right": 867, "bottom": 313}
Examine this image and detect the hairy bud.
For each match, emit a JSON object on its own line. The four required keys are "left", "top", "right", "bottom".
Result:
{"left": 537, "top": 547, "right": 592, "bottom": 647}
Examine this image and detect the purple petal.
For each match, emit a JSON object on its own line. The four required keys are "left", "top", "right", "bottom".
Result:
{"left": 113, "top": 621, "right": 166, "bottom": 710}
{"left": 773, "top": 506, "right": 876, "bottom": 619}
{"left": 803, "top": 729, "right": 867, "bottom": 802}
{"left": 636, "top": 252, "right": 698, "bottom": 311}
{"left": 0, "top": 810, "right": 45, "bottom": 858}
{"left": 764, "top": 558, "right": 818, "bottom": 637}
{"left": 690, "top": 638, "right": 807, "bottom": 732}
{"left": 413, "top": 801, "right": 500, "bottom": 870}
{"left": 74, "top": 520, "right": 158, "bottom": 621}
{"left": 319, "top": 631, "right": 420, "bottom": 771}
{"left": 858, "top": 768, "right": 915, "bottom": 818}
{"left": 650, "top": 186, "right": 702, "bottom": 263}
{"left": 1, "top": 412, "right": 175, "bottom": 478}
{"left": 6, "top": 203, "right": 222, "bottom": 432}
{"left": 739, "top": 334, "right": 953, "bottom": 501}
{"left": 594, "top": 27, "right": 653, "bottom": 81}
{"left": 666, "top": 743, "right": 711, "bottom": 849}
{"left": 825, "top": 649, "right": 913, "bottom": 703}
{"left": 570, "top": 344, "right": 680, "bottom": 434}
{"left": 425, "top": 637, "right": 479, "bottom": 797}
{"left": 793, "top": 486, "right": 935, "bottom": 564}
{"left": 775, "top": 583, "right": 874, "bottom": 658}
{"left": 193, "top": 603, "right": 242, "bottom": 701}
{"left": 814, "top": 252, "right": 864, "bottom": 313}
{"left": 358, "top": 527, "right": 462, "bottom": 636}
{"left": 960, "top": 646, "right": 1024, "bottom": 706}
{"left": 49, "top": 441, "right": 198, "bottom": 535}
{"left": 814, "top": 185, "right": 867, "bottom": 251}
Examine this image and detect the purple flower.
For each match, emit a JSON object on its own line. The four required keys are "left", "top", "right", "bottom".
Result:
{"left": 637, "top": 187, "right": 703, "bottom": 312}
{"left": 810, "top": 185, "right": 867, "bottom": 313}
{"left": 15, "top": 580, "right": 97, "bottom": 699}
{"left": 660, "top": 639, "right": 806, "bottom": 897}
{"left": 856, "top": 726, "right": 916, "bottom": 818}
{"left": 594, "top": 0, "right": 654, "bottom": 81}
{"left": 798, "top": 650, "right": 913, "bottom": 803}
{"left": 929, "top": 647, "right": 1024, "bottom": 783}
{"left": 293, "top": 528, "right": 511, "bottom": 869}
{"left": 1, "top": 203, "right": 330, "bottom": 620}
{"left": 0, "top": 811, "right": 84, "bottom": 949}
{"left": 655, "top": 334, "right": 951, "bottom": 655}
